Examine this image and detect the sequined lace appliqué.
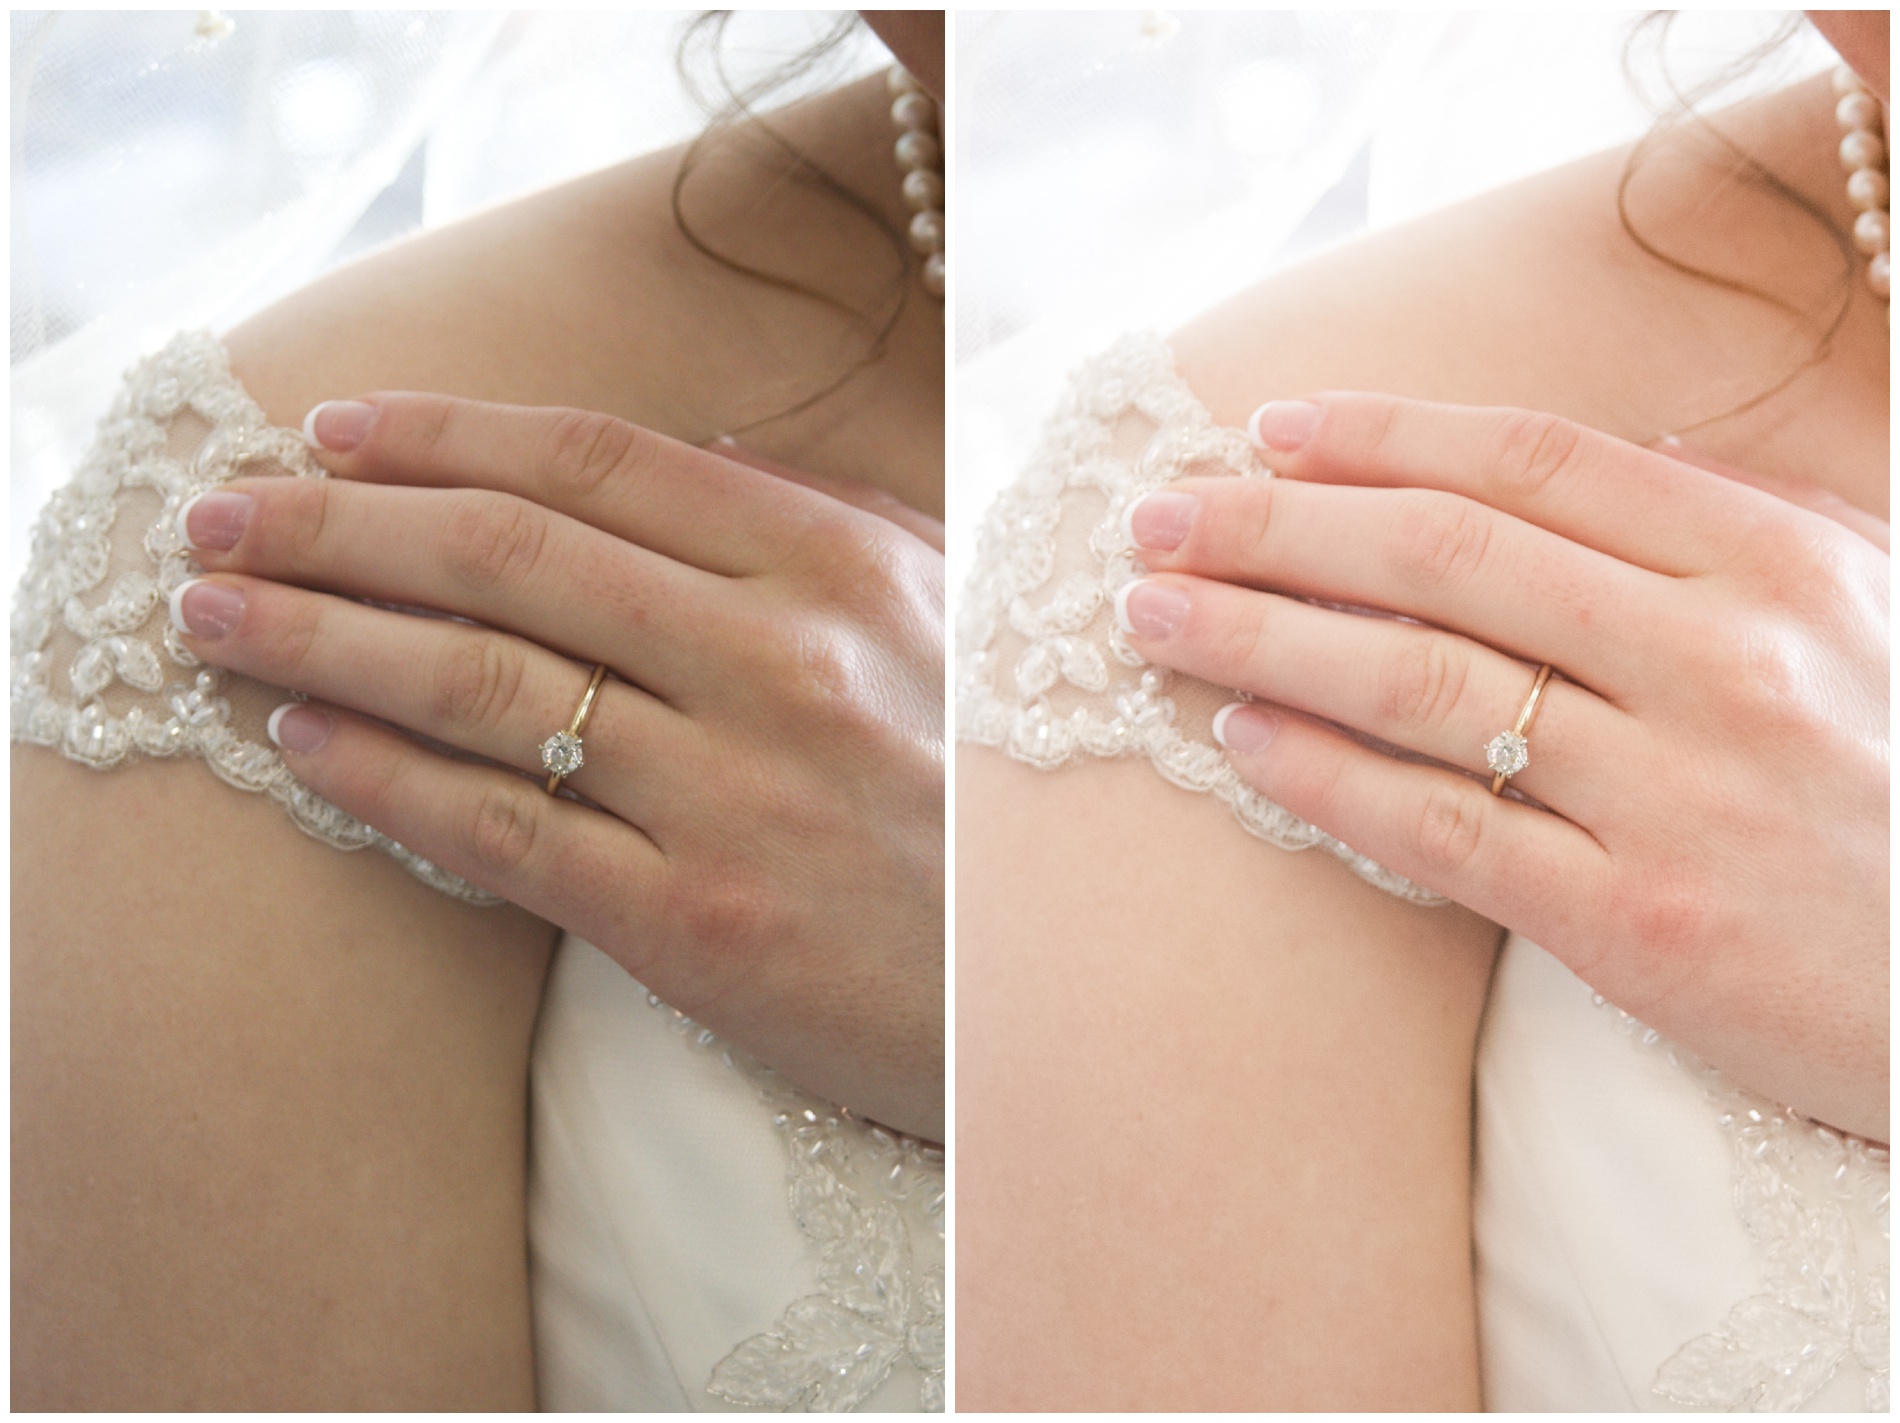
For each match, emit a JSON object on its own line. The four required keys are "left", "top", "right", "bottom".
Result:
{"left": 1598, "top": 1007, "right": 1892, "bottom": 1412}
{"left": 10, "top": 331, "right": 494, "bottom": 903}
{"left": 955, "top": 332, "right": 1440, "bottom": 905}
{"left": 647, "top": 997, "right": 946, "bottom": 1413}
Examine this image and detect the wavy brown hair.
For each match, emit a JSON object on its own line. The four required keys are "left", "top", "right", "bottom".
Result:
{"left": 671, "top": 11, "right": 917, "bottom": 437}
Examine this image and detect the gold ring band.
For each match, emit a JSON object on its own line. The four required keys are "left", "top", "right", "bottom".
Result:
{"left": 1487, "top": 663, "right": 1553, "bottom": 795}
{"left": 541, "top": 663, "right": 610, "bottom": 796}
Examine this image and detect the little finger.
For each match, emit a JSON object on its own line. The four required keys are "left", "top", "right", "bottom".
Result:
{"left": 266, "top": 700, "right": 667, "bottom": 962}
{"left": 1210, "top": 702, "right": 1612, "bottom": 948}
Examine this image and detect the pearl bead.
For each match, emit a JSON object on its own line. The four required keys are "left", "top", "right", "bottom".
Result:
{"left": 1854, "top": 208, "right": 1891, "bottom": 255}
{"left": 1836, "top": 91, "right": 1882, "bottom": 132}
{"left": 923, "top": 252, "right": 945, "bottom": 298}
{"left": 1847, "top": 167, "right": 1889, "bottom": 213}
{"left": 1870, "top": 251, "right": 1891, "bottom": 300}
{"left": 891, "top": 92, "right": 935, "bottom": 132}
{"left": 902, "top": 168, "right": 944, "bottom": 213}
{"left": 894, "top": 130, "right": 942, "bottom": 173}
{"left": 887, "top": 66, "right": 921, "bottom": 97}
{"left": 909, "top": 209, "right": 945, "bottom": 255}
{"left": 1832, "top": 64, "right": 1863, "bottom": 98}
{"left": 1839, "top": 129, "right": 1886, "bottom": 173}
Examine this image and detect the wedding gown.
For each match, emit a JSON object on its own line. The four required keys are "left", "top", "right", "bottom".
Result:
{"left": 11, "top": 332, "right": 944, "bottom": 1413}
{"left": 957, "top": 332, "right": 1889, "bottom": 1412}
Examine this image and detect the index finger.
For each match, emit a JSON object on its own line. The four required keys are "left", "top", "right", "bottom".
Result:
{"left": 1245, "top": 392, "right": 1782, "bottom": 577}
{"left": 301, "top": 393, "right": 826, "bottom": 577}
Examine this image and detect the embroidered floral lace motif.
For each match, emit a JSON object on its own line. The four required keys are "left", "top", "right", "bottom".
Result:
{"left": 11, "top": 331, "right": 496, "bottom": 903}
{"left": 955, "top": 332, "right": 1440, "bottom": 905}
{"left": 1598, "top": 1004, "right": 1892, "bottom": 1412}
{"left": 647, "top": 996, "right": 946, "bottom": 1413}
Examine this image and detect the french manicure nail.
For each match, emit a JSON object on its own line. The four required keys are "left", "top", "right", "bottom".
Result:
{"left": 1212, "top": 702, "right": 1280, "bottom": 754}
{"left": 168, "top": 579, "right": 245, "bottom": 638}
{"left": 1114, "top": 579, "right": 1191, "bottom": 640}
{"left": 267, "top": 702, "right": 333, "bottom": 754}
{"left": 302, "top": 400, "right": 377, "bottom": 452}
{"left": 1247, "top": 400, "right": 1322, "bottom": 452}
{"left": 1121, "top": 491, "right": 1198, "bottom": 551}
{"left": 175, "top": 490, "right": 253, "bottom": 551}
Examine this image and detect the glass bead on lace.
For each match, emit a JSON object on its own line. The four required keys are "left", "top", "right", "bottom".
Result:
{"left": 10, "top": 331, "right": 497, "bottom": 904}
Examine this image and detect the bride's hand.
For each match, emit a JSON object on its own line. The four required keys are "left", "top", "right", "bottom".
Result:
{"left": 171, "top": 395, "right": 944, "bottom": 1141}
{"left": 1117, "top": 394, "right": 1888, "bottom": 1140}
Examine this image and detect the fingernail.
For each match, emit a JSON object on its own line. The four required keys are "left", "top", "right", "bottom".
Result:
{"left": 302, "top": 400, "right": 377, "bottom": 452}
{"left": 1121, "top": 491, "right": 1198, "bottom": 551}
{"left": 1212, "top": 702, "right": 1280, "bottom": 753}
{"left": 168, "top": 579, "right": 245, "bottom": 638}
{"left": 1114, "top": 579, "right": 1191, "bottom": 640}
{"left": 1247, "top": 400, "right": 1322, "bottom": 452}
{"left": 267, "top": 702, "right": 333, "bottom": 754}
{"left": 175, "top": 490, "right": 253, "bottom": 551}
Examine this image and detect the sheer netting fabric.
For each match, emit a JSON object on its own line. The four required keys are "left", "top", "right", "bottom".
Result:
{"left": 956, "top": 334, "right": 1889, "bottom": 1412}
{"left": 11, "top": 330, "right": 946, "bottom": 1412}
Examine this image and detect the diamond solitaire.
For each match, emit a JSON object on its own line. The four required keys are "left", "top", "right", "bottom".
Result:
{"left": 1485, "top": 730, "right": 1529, "bottom": 779}
{"left": 541, "top": 731, "right": 585, "bottom": 778}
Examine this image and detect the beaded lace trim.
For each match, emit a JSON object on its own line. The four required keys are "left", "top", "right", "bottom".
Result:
{"left": 647, "top": 996, "right": 946, "bottom": 1412}
{"left": 1598, "top": 1004, "right": 1892, "bottom": 1412}
{"left": 10, "top": 332, "right": 496, "bottom": 904}
{"left": 955, "top": 332, "right": 1441, "bottom": 905}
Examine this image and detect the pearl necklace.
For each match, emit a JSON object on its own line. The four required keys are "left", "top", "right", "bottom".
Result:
{"left": 1833, "top": 64, "right": 1889, "bottom": 303}
{"left": 888, "top": 66, "right": 945, "bottom": 299}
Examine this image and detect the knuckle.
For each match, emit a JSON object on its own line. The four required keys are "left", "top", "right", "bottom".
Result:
{"left": 1613, "top": 858, "right": 1722, "bottom": 963}
{"left": 467, "top": 782, "right": 544, "bottom": 879}
{"left": 400, "top": 395, "right": 457, "bottom": 463}
{"left": 442, "top": 492, "right": 549, "bottom": 594}
{"left": 256, "top": 590, "right": 324, "bottom": 674}
{"left": 1226, "top": 481, "right": 1279, "bottom": 569}
{"left": 430, "top": 634, "right": 528, "bottom": 729}
{"left": 277, "top": 477, "right": 339, "bottom": 564}
{"left": 541, "top": 408, "right": 640, "bottom": 502}
{"left": 1393, "top": 493, "right": 1494, "bottom": 593}
{"left": 1204, "top": 596, "right": 1272, "bottom": 688}
{"left": 1412, "top": 781, "right": 1487, "bottom": 878}
{"left": 669, "top": 866, "right": 786, "bottom": 962}
{"left": 1379, "top": 634, "right": 1470, "bottom": 735}
{"left": 1489, "top": 409, "right": 1586, "bottom": 500}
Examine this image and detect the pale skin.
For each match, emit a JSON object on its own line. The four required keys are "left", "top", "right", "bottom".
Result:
{"left": 13, "top": 49, "right": 942, "bottom": 1410}
{"left": 957, "top": 55, "right": 1887, "bottom": 1412}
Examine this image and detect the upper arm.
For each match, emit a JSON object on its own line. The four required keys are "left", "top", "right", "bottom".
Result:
{"left": 955, "top": 749, "right": 1501, "bottom": 1409}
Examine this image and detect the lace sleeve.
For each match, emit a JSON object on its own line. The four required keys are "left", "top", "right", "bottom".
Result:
{"left": 11, "top": 331, "right": 498, "bottom": 906}
{"left": 956, "top": 333, "right": 1442, "bottom": 907}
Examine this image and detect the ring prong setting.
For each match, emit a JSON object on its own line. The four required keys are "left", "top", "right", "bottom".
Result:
{"left": 1485, "top": 730, "right": 1529, "bottom": 779}
{"left": 541, "top": 730, "right": 585, "bottom": 778}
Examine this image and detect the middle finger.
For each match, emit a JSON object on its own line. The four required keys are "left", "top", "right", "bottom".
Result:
{"left": 1125, "top": 476, "right": 1670, "bottom": 698}
{"left": 181, "top": 475, "right": 736, "bottom": 706}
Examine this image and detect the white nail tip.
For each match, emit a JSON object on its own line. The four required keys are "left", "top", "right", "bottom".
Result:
{"left": 1113, "top": 580, "right": 1141, "bottom": 636}
{"left": 1245, "top": 406, "right": 1269, "bottom": 450}
{"left": 1119, "top": 494, "right": 1147, "bottom": 548}
{"left": 301, "top": 404, "right": 327, "bottom": 449}
{"left": 1211, "top": 703, "right": 1243, "bottom": 749}
{"left": 174, "top": 493, "right": 203, "bottom": 550}
{"left": 266, "top": 703, "right": 295, "bottom": 749}
{"left": 167, "top": 579, "right": 199, "bottom": 635}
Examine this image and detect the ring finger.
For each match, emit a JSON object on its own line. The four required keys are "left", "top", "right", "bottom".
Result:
{"left": 171, "top": 573, "right": 695, "bottom": 832}
{"left": 1115, "top": 574, "right": 1632, "bottom": 824}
